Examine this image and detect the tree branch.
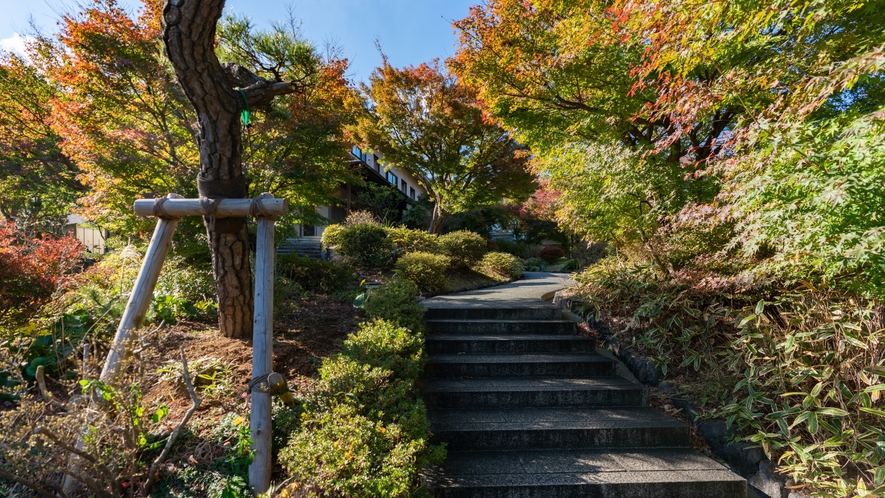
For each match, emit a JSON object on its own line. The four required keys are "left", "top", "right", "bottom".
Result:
{"left": 221, "top": 62, "right": 297, "bottom": 107}
{"left": 0, "top": 468, "right": 64, "bottom": 498}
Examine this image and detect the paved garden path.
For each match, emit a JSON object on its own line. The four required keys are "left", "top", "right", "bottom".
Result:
{"left": 420, "top": 272, "right": 747, "bottom": 497}
{"left": 423, "top": 271, "right": 575, "bottom": 310}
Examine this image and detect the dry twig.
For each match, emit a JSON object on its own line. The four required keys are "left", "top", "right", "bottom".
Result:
{"left": 143, "top": 346, "right": 202, "bottom": 493}
{"left": 34, "top": 365, "right": 65, "bottom": 410}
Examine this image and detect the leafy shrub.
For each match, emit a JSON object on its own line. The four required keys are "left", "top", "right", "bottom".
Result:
{"left": 438, "top": 230, "right": 487, "bottom": 269}
{"left": 0, "top": 223, "right": 83, "bottom": 327}
{"left": 337, "top": 223, "right": 397, "bottom": 270}
{"left": 280, "top": 400, "right": 438, "bottom": 498}
{"left": 400, "top": 204, "right": 430, "bottom": 230}
{"left": 386, "top": 227, "right": 439, "bottom": 253}
{"left": 523, "top": 257, "right": 546, "bottom": 271}
{"left": 539, "top": 245, "right": 564, "bottom": 263}
{"left": 341, "top": 319, "right": 424, "bottom": 380}
{"left": 320, "top": 223, "right": 344, "bottom": 249}
{"left": 277, "top": 254, "right": 355, "bottom": 294}
{"left": 484, "top": 238, "right": 500, "bottom": 252}
{"left": 363, "top": 279, "right": 425, "bottom": 333}
{"left": 523, "top": 244, "right": 545, "bottom": 259}
{"left": 279, "top": 318, "right": 443, "bottom": 497}
{"left": 480, "top": 252, "right": 524, "bottom": 279}
{"left": 394, "top": 252, "right": 449, "bottom": 293}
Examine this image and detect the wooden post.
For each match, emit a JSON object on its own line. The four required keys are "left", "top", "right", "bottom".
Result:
{"left": 65, "top": 193, "right": 182, "bottom": 495}
{"left": 249, "top": 193, "right": 276, "bottom": 495}
{"left": 99, "top": 194, "right": 183, "bottom": 381}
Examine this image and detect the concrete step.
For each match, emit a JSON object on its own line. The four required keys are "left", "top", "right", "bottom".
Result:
{"left": 277, "top": 237, "right": 324, "bottom": 259}
{"left": 426, "top": 319, "right": 577, "bottom": 336}
{"left": 425, "top": 334, "right": 595, "bottom": 355}
{"left": 425, "top": 353, "right": 617, "bottom": 378}
{"left": 424, "top": 306, "right": 562, "bottom": 321}
{"left": 430, "top": 407, "right": 690, "bottom": 451}
{"left": 424, "top": 448, "right": 747, "bottom": 498}
{"left": 422, "top": 377, "right": 646, "bottom": 409}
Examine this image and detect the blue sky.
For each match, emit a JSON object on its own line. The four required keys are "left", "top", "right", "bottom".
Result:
{"left": 0, "top": 0, "right": 478, "bottom": 83}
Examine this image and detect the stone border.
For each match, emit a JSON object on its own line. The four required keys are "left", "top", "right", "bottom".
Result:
{"left": 553, "top": 291, "right": 807, "bottom": 498}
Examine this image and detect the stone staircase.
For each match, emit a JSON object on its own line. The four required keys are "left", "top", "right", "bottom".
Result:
{"left": 421, "top": 305, "right": 747, "bottom": 498}
{"left": 277, "top": 236, "right": 324, "bottom": 259}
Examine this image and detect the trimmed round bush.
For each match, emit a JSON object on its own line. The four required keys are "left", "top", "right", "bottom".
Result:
{"left": 539, "top": 245, "right": 565, "bottom": 263}
{"left": 320, "top": 224, "right": 344, "bottom": 248}
{"left": 386, "top": 227, "right": 439, "bottom": 254}
{"left": 481, "top": 252, "right": 524, "bottom": 280}
{"left": 437, "top": 230, "right": 487, "bottom": 269}
{"left": 394, "top": 252, "right": 450, "bottom": 293}
{"left": 337, "top": 223, "right": 397, "bottom": 269}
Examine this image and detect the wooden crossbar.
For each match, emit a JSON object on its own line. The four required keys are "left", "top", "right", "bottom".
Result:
{"left": 133, "top": 196, "right": 288, "bottom": 218}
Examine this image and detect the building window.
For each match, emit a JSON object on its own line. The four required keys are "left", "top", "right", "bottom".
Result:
{"left": 409, "top": 187, "right": 416, "bottom": 200}
{"left": 387, "top": 171, "right": 398, "bottom": 185}
{"left": 401, "top": 179, "right": 407, "bottom": 192}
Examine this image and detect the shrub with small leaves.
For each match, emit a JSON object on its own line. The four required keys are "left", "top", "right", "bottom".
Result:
{"left": 279, "top": 318, "right": 443, "bottom": 497}
{"left": 321, "top": 223, "right": 344, "bottom": 249}
{"left": 364, "top": 278, "right": 425, "bottom": 333}
{"left": 386, "top": 227, "right": 439, "bottom": 254}
{"left": 480, "top": 251, "right": 524, "bottom": 279}
{"left": 494, "top": 239, "right": 526, "bottom": 258}
{"left": 394, "top": 252, "right": 450, "bottom": 293}
{"left": 337, "top": 223, "right": 397, "bottom": 270}
{"left": 539, "top": 245, "right": 565, "bottom": 263}
{"left": 341, "top": 319, "right": 424, "bottom": 381}
{"left": 438, "top": 230, "right": 487, "bottom": 269}
{"left": 277, "top": 254, "right": 355, "bottom": 294}
{"left": 0, "top": 223, "right": 83, "bottom": 327}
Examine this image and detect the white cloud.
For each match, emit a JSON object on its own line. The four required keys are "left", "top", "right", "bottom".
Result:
{"left": 0, "top": 33, "right": 27, "bottom": 56}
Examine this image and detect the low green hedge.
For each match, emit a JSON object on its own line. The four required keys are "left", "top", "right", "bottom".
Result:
{"left": 438, "top": 230, "right": 487, "bottom": 269}
{"left": 336, "top": 223, "right": 397, "bottom": 270}
{"left": 386, "top": 227, "right": 439, "bottom": 254}
{"left": 394, "top": 252, "right": 450, "bottom": 293}
{"left": 480, "top": 251, "right": 524, "bottom": 280}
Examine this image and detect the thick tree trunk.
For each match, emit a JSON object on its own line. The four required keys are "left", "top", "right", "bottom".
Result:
{"left": 162, "top": 0, "right": 251, "bottom": 338}
{"left": 161, "top": 0, "right": 294, "bottom": 338}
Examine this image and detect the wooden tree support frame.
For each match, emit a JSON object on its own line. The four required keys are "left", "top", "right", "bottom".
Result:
{"left": 94, "top": 192, "right": 286, "bottom": 495}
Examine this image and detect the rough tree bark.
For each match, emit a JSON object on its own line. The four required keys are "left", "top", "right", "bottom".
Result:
{"left": 161, "top": 0, "right": 295, "bottom": 338}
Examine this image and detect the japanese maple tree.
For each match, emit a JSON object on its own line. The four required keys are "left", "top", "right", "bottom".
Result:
{"left": 355, "top": 58, "right": 535, "bottom": 233}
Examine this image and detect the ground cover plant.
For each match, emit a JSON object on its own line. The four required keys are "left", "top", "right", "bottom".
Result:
{"left": 573, "top": 256, "right": 885, "bottom": 496}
